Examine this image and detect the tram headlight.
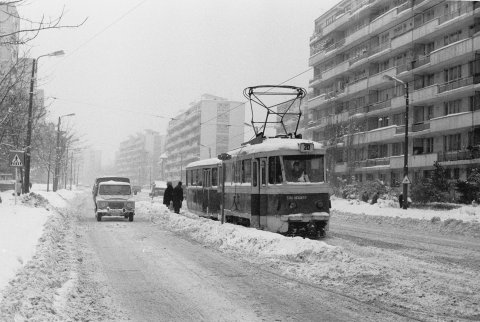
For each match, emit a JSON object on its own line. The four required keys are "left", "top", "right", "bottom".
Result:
{"left": 288, "top": 201, "right": 297, "bottom": 209}
{"left": 315, "top": 200, "right": 324, "bottom": 209}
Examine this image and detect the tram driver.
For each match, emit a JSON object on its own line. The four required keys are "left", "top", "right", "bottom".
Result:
{"left": 288, "top": 161, "right": 310, "bottom": 182}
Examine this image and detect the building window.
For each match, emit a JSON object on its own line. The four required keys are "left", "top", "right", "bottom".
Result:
{"left": 443, "top": 30, "right": 462, "bottom": 47}
{"left": 366, "top": 173, "right": 374, "bottom": 181}
{"left": 444, "top": 65, "right": 462, "bottom": 83}
{"left": 392, "top": 142, "right": 403, "bottom": 156}
{"left": 391, "top": 172, "right": 400, "bottom": 187}
{"left": 444, "top": 133, "right": 462, "bottom": 151}
{"left": 444, "top": 99, "right": 461, "bottom": 115}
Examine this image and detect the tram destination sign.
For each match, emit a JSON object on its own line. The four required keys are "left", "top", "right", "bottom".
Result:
{"left": 298, "top": 143, "right": 314, "bottom": 152}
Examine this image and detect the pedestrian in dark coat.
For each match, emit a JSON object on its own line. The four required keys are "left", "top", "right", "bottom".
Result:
{"left": 398, "top": 193, "right": 404, "bottom": 208}
{"left": 172, "top": 181, "right": 184, "bottom": 214}
{"left": 163, "top": 181, "right": 173, "bottom": 209}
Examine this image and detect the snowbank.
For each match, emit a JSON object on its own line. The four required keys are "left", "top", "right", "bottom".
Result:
{"left": 0, "top": 188, "right": 79, "bottom": 295}
{"left": 332, "top": 196, "right": 480, "bottom": 223}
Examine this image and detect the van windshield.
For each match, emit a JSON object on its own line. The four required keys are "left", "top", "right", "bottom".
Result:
{"left": 99, "top": 185, "right": 131, "bottom": 195}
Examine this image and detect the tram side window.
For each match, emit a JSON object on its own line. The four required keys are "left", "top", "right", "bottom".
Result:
{"left": 268, "top": 156, "right": 283, "bottom": 184}
{"left": 242, "top": 159, "right": 252, "bottom": 183}
{"left": 253, "top": 162, "right": 257, "bottom": 187}
{"left": 225, "top": 163, "right": 232, "bottom": 183}
{"left": 212, "top": 167, "right": 218, "bottom": 186}
{"left": 197, "top": 169, "right": 202, "bottom": 186}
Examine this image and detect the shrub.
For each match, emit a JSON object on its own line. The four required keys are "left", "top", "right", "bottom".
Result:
{"left": 455, "top": 168, "right": 480, "bottom": 204}
{"left": 410, "top": 161, "right": 454, "bottom": 203}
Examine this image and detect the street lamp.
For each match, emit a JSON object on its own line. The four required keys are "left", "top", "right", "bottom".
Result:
{"left": 384, "top": 74, "right": 410, "bottom": 209}
{"left": 53, "top": 113, "right": 75, "bottom": 191}
{"left": 24, "top": 50, "right": 65, "bottom": 193}
{"left": 199, "top": 143, "right": 212, "bottom": 158}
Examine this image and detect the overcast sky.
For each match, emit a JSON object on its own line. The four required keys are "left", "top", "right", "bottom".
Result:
{"left": 17, "top": 0, "right": 338, "bottom": 165}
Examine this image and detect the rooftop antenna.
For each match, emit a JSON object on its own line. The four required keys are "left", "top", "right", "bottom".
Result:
{"left": 243, "top": 85, "right": 306, "bottom": 144}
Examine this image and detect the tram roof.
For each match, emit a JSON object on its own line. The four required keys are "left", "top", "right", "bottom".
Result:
{"left": 186, "top": 138, "right": 325, "bottom": 169}
{"left": 230, "top": 138, "right": 325, "bottom": 156}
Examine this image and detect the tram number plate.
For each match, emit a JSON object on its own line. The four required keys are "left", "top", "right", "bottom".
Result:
{"left": 299, "top": 143, "right": 313, "bottom": 152}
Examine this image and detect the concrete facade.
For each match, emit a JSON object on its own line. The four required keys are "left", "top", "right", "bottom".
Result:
{"left": 164, "top": 94, "right": 245, "bottom": 183}
{"left": 114, "top": 130, "right": 165, "bottom": 187}
{"left": 306, "top": 0, "right": 480, "bottom": 186}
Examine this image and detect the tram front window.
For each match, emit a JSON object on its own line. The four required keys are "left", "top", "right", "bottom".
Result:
{"left": 284, "top": 155, "right": 325, "bottom": 183}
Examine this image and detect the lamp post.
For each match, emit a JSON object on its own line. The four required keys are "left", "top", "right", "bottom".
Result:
{"left": 384, "top": 74, "right": 409, "bottom": 209}
{"left": 24, "top": 50, "right": 65, "bottom": 193}
{"left": 199, "top": 143, "right": 212, "bottom": 158}
{"left": 53, "top": 113, "right": 75, "bottom": 191}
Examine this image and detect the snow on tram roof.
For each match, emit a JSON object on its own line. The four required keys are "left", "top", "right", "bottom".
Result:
{"left": 187, "top": 138, "right": 324, "bottom": 168}
{"left": 230, "top": 138, "right": 325, "bottom": 156}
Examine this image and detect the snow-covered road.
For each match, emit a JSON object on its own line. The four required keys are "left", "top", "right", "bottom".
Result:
{"left": 1, "top": 189, "right": 479, "bottom": 321}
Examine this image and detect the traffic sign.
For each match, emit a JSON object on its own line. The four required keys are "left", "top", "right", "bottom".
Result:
{"left": 402, "top": 176, "right": 411, "bottom": 184}
{"left": 9, "top": 150, "right": 24, "bottom": 168}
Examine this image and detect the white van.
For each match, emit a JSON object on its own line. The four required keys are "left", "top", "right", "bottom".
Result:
{"left": 95, "top": 180, "right": 135, "bottom": 222}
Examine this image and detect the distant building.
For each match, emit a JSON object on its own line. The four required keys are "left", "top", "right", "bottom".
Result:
{"left": 81, "top": 150, "right": 102, "bottom": 185}
{"left": 164, "top": 94, "right": 245, "bottom": 183}
{"left": 306, "top": 0, "right": 480, "bottom": 186}
{"left": 115, "top": 130, "right": 165, "bottom": 186}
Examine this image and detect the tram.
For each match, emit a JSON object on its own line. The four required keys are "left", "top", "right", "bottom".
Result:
{"left": 185, "top": 85, "right": 332, "bottom": 238}
{"left": 185, "top": 137, "right": 332, "bottom": 238}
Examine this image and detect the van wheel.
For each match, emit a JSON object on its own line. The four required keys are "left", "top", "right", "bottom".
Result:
{"left": 96, "top": 214, "right": 102, "bottom": 222}
{"left": 128, "top": 213, "right": 134, "bottom": 222}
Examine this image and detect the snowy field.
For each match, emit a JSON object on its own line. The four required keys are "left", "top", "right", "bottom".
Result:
{"left": 1, "top": 186, "right": 479, "bottom": 320}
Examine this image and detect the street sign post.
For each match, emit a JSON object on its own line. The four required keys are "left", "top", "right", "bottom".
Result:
{"left": 9, "top": 150, "right": 25, "bottom": 205}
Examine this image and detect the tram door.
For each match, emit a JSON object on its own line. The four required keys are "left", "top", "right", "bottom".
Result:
{"left": 258, "top": 158, "right": 268, "bottom": 228}
{"left": 203, "top": 169, "right": 211, "bottom": 214}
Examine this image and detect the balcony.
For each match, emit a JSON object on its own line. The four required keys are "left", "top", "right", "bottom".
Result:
{"left": 439, "top": 3, "right": 472, "bottom": 25}
{"left": 391, "top": 153, "right": 438, "bottom": 169}
{"left": 323, "top": 13, "right": 350, "bottom": 36}
{"left": 411, "top": 122, "right": 430, "bottom": 132}
{"left": 430, "top": 110, "right": 480, "bottom": 133}
{"left": 438, "top": 76, "right": 474, "bottom": 94}
{"left": 391, "top": 30, "right": 413, "bottom": 50}
{"left": 412, "top": 18, "right": 439, "bottom": 40}
{"left": 412, "top": 55, "right": 430, "bottom": 69}
{"left": 349, "top": 51, "right": 369, "bottom": 66}
{"left": 438, "top": 149, "right": 480, "bottom": 162}
{"left": 351, "top": 125, "right": 397, "bottom": 145}
{"left": 307, "top": 94, "right": 326, "bottom": 109}
{"left": 309, "top": 74, "right": 322, "bottom": 88}
{"left": 369, "top": 67, "right": 396, "bottom": 88}
{"left": 346, "top": 77, "right": 368, "bottom": 95}
{"left": 368, "top": 99, "right": 391, "bottom": 113}
{"left": 410, "top": 85, "right": 437, "bottom": 103}
{"left": 345, "top": 24, "right": 369, "bottom": 47}
{"left": 309, "top": 49, "right": 325, "bottom": 67}
{"left": 430, "top": 37, "right": 473, "bottom": 66}
{"left": 369, "top": 42, "right": 391, "bottom": 58}
{"left": 323, "top": 60, "right": 349, "bottom": 81}
{"left": 324, "top": 38, "right": 346, "bottom": 56}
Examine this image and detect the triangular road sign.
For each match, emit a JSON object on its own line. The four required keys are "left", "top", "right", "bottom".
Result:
{"left": 402, "top": 176, "right": 411, "bottom": 184}
{"left": 11, "top": 154, "right": 23, "bottom": 166}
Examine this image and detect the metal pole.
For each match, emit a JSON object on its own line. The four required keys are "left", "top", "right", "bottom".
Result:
{"left": 221, "top": 162, "right": 226, "bottom": 224}
{"left": 14, "top": 167, "right": 17, "bottom": 205}
{"left": 23, "top": 58, "right": 36, "bottom": 194}
{"left": 70, "top": 152, "right": 73, "bottom": 190}
{"left": 403, "top": 82, "right": 409, "bottom": 209}
{"left": 53, "top": 116, "right": 61, "bottom": 192}
{"left": 64, "top": 147, "right": 68, "bottom": 189}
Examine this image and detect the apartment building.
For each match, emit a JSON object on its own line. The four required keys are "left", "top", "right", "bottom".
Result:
{"left": 115, "top": 130, "right": 165, "bottom": 186}
{"left": 164, "top": 94, "right": 245, "bottom": 183}
{"left": 306, "top": 0, "right": 480, "bottom": 186}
